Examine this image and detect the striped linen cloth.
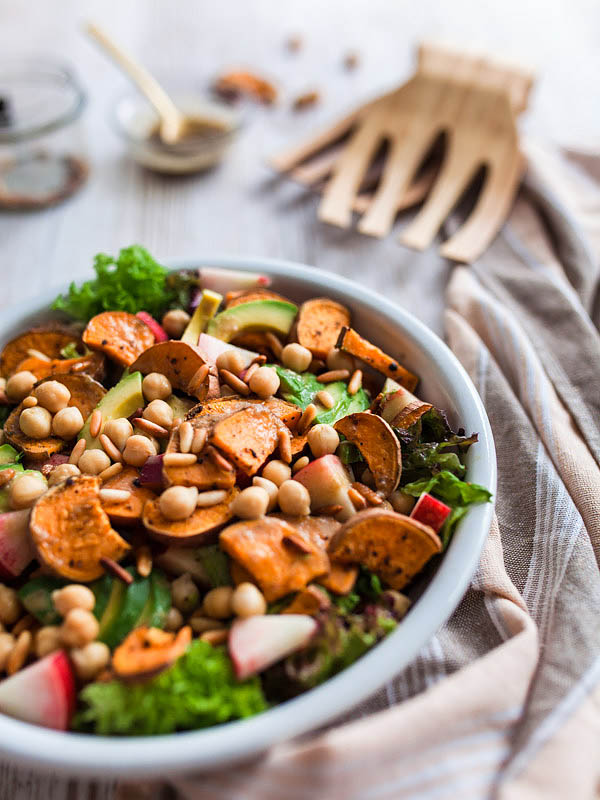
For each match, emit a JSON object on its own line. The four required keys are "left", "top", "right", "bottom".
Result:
{"left": 164, "top": 146, "right": 600, "bottom": 800}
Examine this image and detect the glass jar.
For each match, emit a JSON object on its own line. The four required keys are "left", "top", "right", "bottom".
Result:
{"left": 0, "top": 58, "right": 87, "bottom": 211}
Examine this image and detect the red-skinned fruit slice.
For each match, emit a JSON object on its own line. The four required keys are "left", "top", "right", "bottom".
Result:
{"left": 199, "top": 267, "right": 271, "bottom": 295}
{"left": 0, "top": 509, "right": 36, "bottom": 579}
{"left": 136, "top": 312, "right": 168, "bottom": 342}
{"left": 229, "top": 614, "right": 318, "bottom": 680}
{"left": 410, "top": 492, "right": 451, "bottom": 533}
{"left": 293, "top": 454, "right": 355, "bottom": 520}
{"left": 0, "top": 650, "right": 75, "bottom": 730}
{"left": 197, "top": 333, "right": 258, "bottom": 367}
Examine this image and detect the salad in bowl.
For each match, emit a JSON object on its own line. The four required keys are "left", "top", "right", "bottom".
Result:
{"left": 0, "top": 246, "right": 491, "bottom": 738}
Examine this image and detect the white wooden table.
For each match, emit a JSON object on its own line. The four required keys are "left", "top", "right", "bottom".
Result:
{"left": 0, "top": 0, "right": 598, "bottom": 796}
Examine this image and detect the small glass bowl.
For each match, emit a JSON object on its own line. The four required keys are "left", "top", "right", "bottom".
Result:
{"left": 112, "top": 92, "right": 242, "bottom": 174}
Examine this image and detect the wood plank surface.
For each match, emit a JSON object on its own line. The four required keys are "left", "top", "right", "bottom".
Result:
{"left": 0, "top": 0, "right": 598, "bottom": 796}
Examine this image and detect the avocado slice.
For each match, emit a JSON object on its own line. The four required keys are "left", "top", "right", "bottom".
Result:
{"left": 100, "top": 570, "right": 151, "bottom": 649}
{"left": 138, "top": 569, "right": 172, "bottom": 629}
{"left": 181, "top": 289, "right": 223, "bottom": 345}
{"left": 207, "top": 299, "right": 298, "bottom": 343}
{"left": 18, "top": 576, "right": 65, "bottom": 625}
{"left": 97, "top": 579, "right": 126, "bottom": 645}
{"left": 79, "top": 371, "right": 144, "bottom": 449}
{"left": 167, "top": 394, "right": 197, "bottom": 421}
{"left": 91, "top": 574, "right": 113, "bottom": 621}
{"left": 0, "top": 445, "right": 20, "bottom": 467}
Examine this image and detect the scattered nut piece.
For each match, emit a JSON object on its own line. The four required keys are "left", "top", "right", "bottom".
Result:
{"left": 293, "top": 90, "right": 320, "bottom": 111}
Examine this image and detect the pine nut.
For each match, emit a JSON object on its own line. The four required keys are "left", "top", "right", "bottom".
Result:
{"left": 11, "top": 614, "right": 35, "bottom": 636}
{"left": 136, "top": 546, "right": 152, "bottom": 578}
{"left": 89, "top": 410, "right": 103, "bottom": 439}
{"left": 68, "top": 438, "right": 86, "bottom": 465}
{"left": 314, "top": 503, "right": 343, "bottom": 516}
{"left": 134, "top": 417, "right": 169, "bottom": 438}
{"left": 163, "top": 453, "right": 197, "bottom": 467}
{"left": 99, "top": 462, "right": 123, "bottom": 483}
{"left": 292, "top": 456, "right": 309, "bottom": 473}
{"left": 315, "top": 389, "right": 334, "bottom": 409}
{"left": 200, "top": 629, "right": 229, "bottom": 646}
{"left": 0, "top": 469, "right": 15, "bottom": 488}
{"left": 348, "top": 369, "right": 363, "bottom": 396}
{"left": 26, "top": 349, "right": 51, "bottom": 363}
{"left": 265, "top": 332, "right": 283, "bottom": 359}
{"left": 317, "top": 369, "right": 350, "bottom": 383}
{"left": 244, "top": 363, "right": 259, "bottom": 384}
{"left": 206, "top": 445, "right": 234, "bottom": 472}
{"left": 348, "top": 486, "right": 368, "bottom": 510}
{"left": 297, "top": 403, "right": 317, "bottom": 434}
{"left": 6, "top": 630, "right": 31, "bottom": 675}
{"left": 196, "top": 489, "right": 227, "bottom": 507}
{"left": 190, "top": 363, "right": 210, "bottom": 391}
{"left": 99, "top": 488, "right": 131, "bottom": 504}
{"left": 351, "top": 481, "right": 384, "bottom": 506}
{"left": 219, "top": 369, "right": 250, "bottom": 396}
{"left": 278, "top": 428, "right": 292, "bottom": 463}
{"left": 190, "top": 614, "right": 225, "bottom": 634}
{"left": 22, "top": 395, "right": 38, "bottom": 408}
{"left": 179, "top": 421, "right": 193, "bottom": 454}
{"left": 99, "top": 434, "right": 123, "bottom": 463}
{"left": 191, "top": 427, "right": 208, "bottom": 454}
{"left": 99, "top": 557, "right": 133, "bottom": 584}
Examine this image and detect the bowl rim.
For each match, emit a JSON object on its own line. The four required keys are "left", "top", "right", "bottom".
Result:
{"left": 0, "top": 255, "right": 496, "bottom": 777}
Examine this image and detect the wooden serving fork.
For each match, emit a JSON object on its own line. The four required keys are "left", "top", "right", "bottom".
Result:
{"left": 271, "top": 43, "right": 534, "bottom": 263}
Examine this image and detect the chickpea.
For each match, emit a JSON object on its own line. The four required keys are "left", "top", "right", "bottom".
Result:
{"left": 262, "top": 459, "right": 291, "bottom": 487}
{"left": 103, "top": 418, "right": 133, "bottom": 451}
{"left": 230, "top": 486, "right": 269, "bottom": 520}
{"left": 19, "top": 406, "right": 52, "bottom": 439}
{"left": 159, "top": 486, "right": 198, "bottom": 521}
{"left": 171, "top": 573, "right": 200, "bottom": 613}
{"left": 51, "top": 406, "right": 84, "bottom": 440}
{"left": 6, "top": 371, "right": 37, "bottom": 402}
{"left": 48, "top": 463, "right": 81, "bottom": 487}
{"left": 164, "top": 607, "right": 184, "bottom": 632}
{"left": 34, "top": 626, "right": 62, "bottom": 658}
{"left": 123, "top": 434, "right": 157, "bottom": 467}
{"left": 52, "top": 584, "right": 95, "bottom": 617}
{"left": 252, "top": 476, "right": 278, "bottom": 511}
{"left": 216, "top": 350, "right": 244, "bottom": 376}
{"left": 389, "top": 490, "right": 416, "bottom": 514}
{"left": 143, "top": 399, "right": 173, "bottom": 430}
{"left": 326, "top": 348, "right": 355, "bottom": 373}
{"left": 0, "top": 632, "right": 15, "bottom": 670}
{"left": 78, "top": 448, "right": 111, "bottom": 476}
{"left": 231, "top": 582, "right": 267, "bottom": 618}
{"left": 60, "top": 608, "right": 99, "bottom": 648}
{"left": 9, "top": 473, "right": 46, "bottom": 509}
{"left": 0, "top": 585, "right": 21, "bottom": 626}
{"left": 70, "top": 642, "right": 111, "bottom": 682}
{"left": 248, "top": 366, "right": 280, "bottom": 399}
{"left": 34, "top": 380, "right": 71, "bottom": 413}
{"left": 142, "top": 373, "right": 172, "bottom": 403}
{"left": 189, "top": 613, "right": 225, "bottom": 634}
{"left": 203, "top": 586, "right": 234, "bottom": 619}
{"left": 277, "top": 480, "right": 311, "bottom": 516}
{"left": 161, "top": 309, "right": 190, "bottom": 339}
{"left": 307, "top": 424, "right": 340, "bottom": 458}
{"left": 281, "top": 343, "right": 313, "bottom": 373}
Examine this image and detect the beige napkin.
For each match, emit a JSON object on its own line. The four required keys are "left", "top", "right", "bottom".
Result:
{"left": 123, "top": 146, "right": 600, "bottom": 800}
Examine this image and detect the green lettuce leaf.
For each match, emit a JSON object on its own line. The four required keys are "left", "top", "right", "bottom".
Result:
{"left": 74, "top": 640, "right": 267, "bottom": 735}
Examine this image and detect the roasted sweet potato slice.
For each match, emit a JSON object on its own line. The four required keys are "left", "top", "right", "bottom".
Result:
{"left": 101, "top": 466, "right": 157, "bottom": 526}
{"left": 296, "top": 298, "right": 351, "bottom": 360}
{"left": 113, "top": 626, "right": 191, "bottom": 682}
{"left": 186, "top": 396, "right": 301, "bottom": 430}
{"left": 328, "top": 508, "right": 441, "bottom": 590}
{"left": 30, "top": 475, "right": 130, "bottom": 582}
{"left": 290, "top": 433, "right": 308, "bottom": 456}
{"left": 318, "top": 562, "right": 359, "bottom": 595}
{"left": 283, "top": 585, "right": 331, "bottom": 615}
{"left": 83, "top": 311, "right": 155, "bottom": 367}
{"left": 210, "top": 406, "right": 282, "bottom": 476}
{"left": 336, "top": 327, "right": 418, "bottom": 392}
{"left": 0, "top": 326, "right": 80, "bottom": 378}
{"left": 334, "top": 412, "right": 401, "bottom": 496}
{"left": 220, "top": 516, "right": 330, "bottom": 601}
{"left": 163, "top": 415, "right": 236, "bottom": 489}
{"left": 225, "top": 288, "right": 291, "bottom": 308}
{"left": 15, "top": 351, "right": 106, "bottom": 383}
{"left": 4, "top": 373, "right": 106, "bottom": 462}
{"left": 392, "top": 399, "right": 433, "bottom": 430}
{"left": 130, "top": 341, "right": 216, "bottom": 400}
{"left": 143, "top": 487, "right": 238, "bottom": 544}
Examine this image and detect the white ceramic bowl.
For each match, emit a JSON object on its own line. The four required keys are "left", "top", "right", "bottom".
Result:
{"left": 0, "top": 256, "right": 496, "bottom": 778}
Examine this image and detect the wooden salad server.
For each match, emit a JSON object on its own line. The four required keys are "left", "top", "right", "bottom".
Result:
{"left": 271, "top": 42, "right": 534, "bottom": 263}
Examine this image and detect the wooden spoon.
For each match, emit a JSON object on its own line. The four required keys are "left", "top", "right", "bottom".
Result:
{"left": 86, "top": 23, "right": 187, "bottom": 145}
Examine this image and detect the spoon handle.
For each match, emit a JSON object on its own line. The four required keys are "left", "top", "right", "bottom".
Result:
{"left": 87, "top": 23, "right": 182, "bottom": 137}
